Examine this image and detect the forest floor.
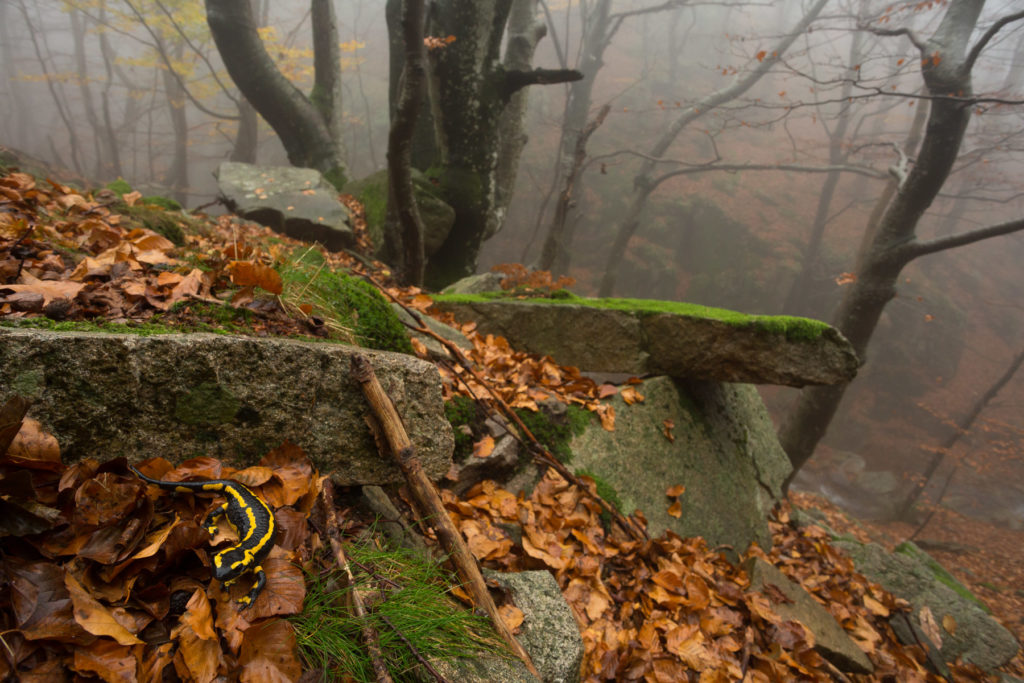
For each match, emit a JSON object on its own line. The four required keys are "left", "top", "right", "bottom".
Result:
{"left": 2, "top": 167, "right": 1022, "bottom": 681}
{"left": 792, "top": 491, "right": 1024, "bottom": 676}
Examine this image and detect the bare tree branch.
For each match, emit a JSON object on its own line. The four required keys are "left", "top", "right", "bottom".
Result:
{"left": 501, "top": 67, "right": 584, "bottom": 99}
{"left": 964, "top": 10, "right": 1024, "bottom": 72}
{"left": 903, "top": 217, "right": 1024, "bottom": 260}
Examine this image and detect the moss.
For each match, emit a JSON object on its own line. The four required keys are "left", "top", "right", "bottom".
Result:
{"left": 575, "top": 469, "right": 622, "bottom": 530}
{"left": 142, "top": 195, "right": 182, "bottom": 211}
{"left": 105, "top": 178, "right": 133, "bottom": 195}
{"left": 114, "top": 202, "right": 191, "bottom": 246}
{"left": 444, "top": 395, "right": 478, "bottom": 460}
{"left": 433, "top": 292, "right": 830, "bottom": 342}
{"left": 279, "top": 248, "right": 413, "bottom": 353}
{"left": 1, "top": 317, "right": 185, "bottom": 336}
{"left": 894, "top": 542, "right": 990, "bottom": 613}
{"left": 514, "top": 404, "right": 590, "bottom": 464}
{"left": 11, "top": 370, "right": 44, "bottom": 399}
{"left": 322, "top": 166, "right": 347, "bottom": 192}
{"left": 174, "top": 381, "right": 241, "bottom": 426}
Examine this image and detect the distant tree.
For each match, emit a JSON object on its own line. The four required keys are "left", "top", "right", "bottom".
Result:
{"left": 596, "top": 0, "right": 830, "bottom": 297}
{"left": 384, "top": 0, "right": 582, "bottom": 288}
{"left": 778, "top": 0, "right": 1024, "bottom": 488}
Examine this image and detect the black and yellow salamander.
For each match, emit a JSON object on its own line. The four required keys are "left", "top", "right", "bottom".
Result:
{"left": 129, "top": 465, "right": 276, "bottom": 609}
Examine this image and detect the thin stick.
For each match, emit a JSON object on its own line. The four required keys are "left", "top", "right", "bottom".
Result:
{"left": 320, "top": 479, "right": 394, "bottom": 683}
{"left": 350, "top": 354, "right": 540, "bottom": 679}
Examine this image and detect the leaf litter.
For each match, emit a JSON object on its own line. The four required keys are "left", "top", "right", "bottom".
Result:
{"left": 1, "top": 166, "right": 1019, "bottom": 681}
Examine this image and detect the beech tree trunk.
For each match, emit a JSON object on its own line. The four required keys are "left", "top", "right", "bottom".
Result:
{"left": 386, "top": 0, "right": 581, "bottom": 288}
{"left": 205, "top": 0, "right": 347, "bottom": 185}
{"left": 386, "top": 0, "right": 428, "bottom": 285}
{"left": 778, "top": 0, "right": 1024, "bottom": 486}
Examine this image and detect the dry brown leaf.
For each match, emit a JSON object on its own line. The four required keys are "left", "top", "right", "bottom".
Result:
{"left": 471, "top": 435, "right": 496, "bottom": 459}
{"left": 64, "top": 572, "right": 143, "bottom": 645}
{"left": 918, "top": 606, "right": 943, "bottom": 648}
{"left": 666, "top": 484, "right": 686, "bottom": 498}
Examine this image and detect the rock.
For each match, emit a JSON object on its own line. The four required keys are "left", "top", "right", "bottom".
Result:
{"left": 452, "top": 434, "right": 520, "bottom": 496}
{"left": 343, "top": 169, "right": 454, "bottom": 259}
{"left": 426, "top": 655, "right": 538, "bottom": 683}
{"left": 390, "top": 302, "right": 471, "bottom": 360}
{"left": 486, "top": 569, "right": 584, "bottom": 683}
{"left": 215, "top": 162, "right": 354, "bottom": 251}
{"left": 430, "top": 297, "right": 858, "bottom": 387}
{"left": 443, "top": 272, "right": 505, "bottom": 295}
{"left": 0, "top": 329, "right": 452, "bottom": 485}
{"left": 834, "top": 539, "right": 1019, "bottom": 670}
{"left": 743, "top": 558, "right": 873, "bottom": 673}
{"left": 567, "top": 376, "right": 791, "bottom": 555}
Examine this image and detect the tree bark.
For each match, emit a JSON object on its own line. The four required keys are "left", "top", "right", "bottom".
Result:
{"left": 230, "top": 100, "right": 259, "bottom": 163}
{"left": 778, "top": 0, "right": 1024, "bottom": 486}
{"left": 311, "top": 0, "right": 346, "bottom": 157}
{"left": 161, "top": 39, "right": 189, "bottom": 205}
{"left": 597, "top": 0, "right": 829, "bottom": 297}
{"left": 205, "top": 0, "right": 347, "bottom": 182}
{"left": 386, "top": 0, "right": 429, "bottom": 286}
{"left": 402, "top": 0, "right": 580, "bottom": 288}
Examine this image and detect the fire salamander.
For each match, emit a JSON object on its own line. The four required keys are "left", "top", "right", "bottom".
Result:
{"left": 130, "top": 465, "right": 276, "bottom": 609}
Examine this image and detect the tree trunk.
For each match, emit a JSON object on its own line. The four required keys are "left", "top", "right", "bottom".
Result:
{"left": 898, "top": 346, "right": 1024, "bottom": 522}
{"left": 404, "top": 0, "right": 580, "bottom": 288}
{"left": 597, "top": 0, "right": 829, "bottom": 297}
{"left": 161, "top": 39, "right": 189, "bottom": 205}
{"left": 311, "top": 0, "right": 346, "bottom": 158}
{"left": 387, "top": 0, "right": 428, "bottom": 285}
{"left": 778, "top": 0, "right": 1007, "bottom": 486}
{"left": 230, "top": 100, "right": 259, "bottom": 163}
{"left": 205, "top": 0, "right": 346, "bottom": 183}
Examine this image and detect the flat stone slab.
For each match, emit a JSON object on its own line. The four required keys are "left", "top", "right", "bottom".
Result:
{"left": 215, "top": 162, "right": 354, "bottom": 251}
{"left": 743, "top": 558, "right": 873, "bottom": 673}
{"left": 0, "top": 329, "right": 452, "bottom": 485}
{"left": 431, "top": 297, "right": 858, "bottom": 387}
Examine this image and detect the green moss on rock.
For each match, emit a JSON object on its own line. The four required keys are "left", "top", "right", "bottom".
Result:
{"left": 894, "top": 542, "right": 990, "bottom": 613}
{"left": 515, "top": 404, "right": 592, "bottom": 464}
{"left": 432, "top": 292, "right": 830, "bottom": 342}
{"left": 444, "top": 395, "right": 478, "bottom": 460}
{"left": 105, "top": 178, "right": 133, "bottom": 195}
{"left": 175, "top": 381, "right": 241, "bottom": 426}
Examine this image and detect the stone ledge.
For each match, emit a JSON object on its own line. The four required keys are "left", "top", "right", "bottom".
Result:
{"left": 431, "top": 298, "right": 858, "bottom": 387}
{"left": 0, "top": 328, "right": 452, "bottom": 484}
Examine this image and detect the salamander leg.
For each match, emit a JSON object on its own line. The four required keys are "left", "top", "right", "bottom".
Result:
{"left": 202, "top": 503, "right": 228, "bottom": 536}
{"left": 237, "top": 565, "right": 266, "bottom": 610}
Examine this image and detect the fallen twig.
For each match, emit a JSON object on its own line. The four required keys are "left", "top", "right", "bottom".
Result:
{"left": 350, "top": 353, "right": 541, "bottom": 679}
{"left": 320, "top": 479, "right": 394, "bottom": 683}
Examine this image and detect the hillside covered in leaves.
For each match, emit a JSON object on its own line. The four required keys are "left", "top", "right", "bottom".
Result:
{"left": 1, "top": 167, "right": 1021, "bottom": 681}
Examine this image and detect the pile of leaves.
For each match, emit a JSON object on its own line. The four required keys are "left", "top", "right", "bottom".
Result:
{"left": 0, "top": 398, "right": 316, "bottom": 680}
{"left": 0, "top": 171, "right": 322, "bottom": 338}
{"left": 441, "top": 472, "right": 1001, "bottom": 681}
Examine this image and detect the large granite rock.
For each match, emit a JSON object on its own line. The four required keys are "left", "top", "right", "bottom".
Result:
{"left": 0, "top": 329, "right": 452, "bottom": 484}
{"left": 743, "top": 558, "right": 873, "bottom": 674}
{"left": 430, "top": 297, "right": 858, "bottom": 387}
{"left": 487, "top": 569, "right": 584, "bottom": 683}
{"left": 833, "top": 539, "right": 1019, "bottom": 671}
{"left": 215, "top": 162, "right": 354, "bottom": 250}
{"left": 567, "top": 376, "right": 791, "bottom": 554}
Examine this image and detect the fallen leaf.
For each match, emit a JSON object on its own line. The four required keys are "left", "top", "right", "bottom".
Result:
{"left": 471, "top": 435, "right": 495, "bottom": 459}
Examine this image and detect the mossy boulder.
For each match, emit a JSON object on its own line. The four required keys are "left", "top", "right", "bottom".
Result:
{"left": 567, "top": 376, "right": 791, "bottom": 554}
{"left": 342, "top": 169, "right": 455, "bottom": 260}
{"left": 833, "top": 539, "right": 1019, "bottom": 671}
{"left": 431, "top": 294, "right": 858, "bottom": 387}
{"left": 0, "top": 328, "right": 452, "bottom": 484}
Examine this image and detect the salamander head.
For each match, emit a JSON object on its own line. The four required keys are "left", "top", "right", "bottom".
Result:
{"left": 212, "top": 547, "right": 248, "bottom": 583}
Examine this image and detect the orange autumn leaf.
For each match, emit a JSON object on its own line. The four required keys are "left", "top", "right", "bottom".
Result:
{"left": 756, "top": 50, "right": 767, "bottom": 62}
{"left": 668, "top": 499, "right": 683, "bottom": 518}
{"left": 226, "top": 260, "right": 283, "bottom": 295}
{"left": 666, "top": 484, "right": 686, "bottom": 498}
{"left": 471, "top": 435, "right": 496, "bottom": 459}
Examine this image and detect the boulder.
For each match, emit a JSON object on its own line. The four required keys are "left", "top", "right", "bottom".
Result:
{"left": 567, "top": 376, "right": 791, "bottom": 554}
{"left": 430, "top": 296, "right": 858, "bottom": 387}
{"left": 833, "top": 539, "right": 1019, "bottom": 671}
{"left": 390, "top": 303, "right": 471, "bottom": 360}
{"left": 0, "top": 328, "right": 452, "bottom": 485}
{"left": 343, "top": 169, "right": 455, "bottom": 259}
{"left": 743, "top": 558, "right": 873, "bottom": 673}
{"left": 214, "top": 162, "right": 354, "bottom": 251}
{"left": 486, "top": 569, "right": 584, "bottom": 683}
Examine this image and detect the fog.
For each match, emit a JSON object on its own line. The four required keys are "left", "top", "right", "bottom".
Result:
{"left": 1, "top": 0, "right": 1022, "bottom": 528}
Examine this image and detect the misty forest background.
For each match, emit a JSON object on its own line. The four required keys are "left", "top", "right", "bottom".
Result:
{"left": 1, "top": 0, "right": 1023, "bottom": 525}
